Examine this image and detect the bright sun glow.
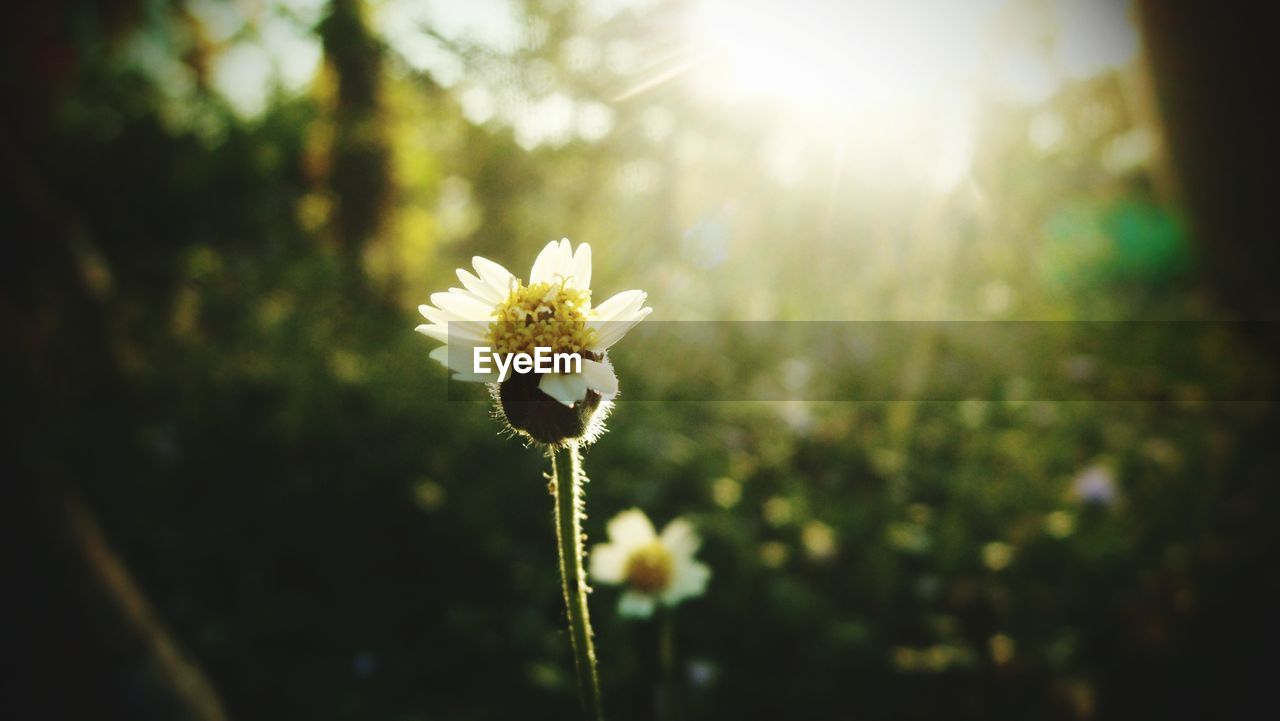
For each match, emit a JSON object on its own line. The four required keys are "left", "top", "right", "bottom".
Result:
{"left": 689, "top": 0, "right": 1003, "bottom": 113}
{"left": 684, "top": 0, "right": 1140, "bottom": 192}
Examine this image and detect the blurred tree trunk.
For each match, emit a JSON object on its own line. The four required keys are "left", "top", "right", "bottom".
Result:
{"left": 1134, "top": 1, "right": 1279, "bottom": 352}
{"left": 4, "top": 35, "right": 228, "bottom": 708}
{"left": 1, "top": 126, "right": 230, "bottom": 721}
{"left": 2, "top": 481, "right": 230, "bottom": 721}
{"left": 319, "top": 0, "right": 391, "bottom": 298}
{"left": 1132, "top": 12, "right": 1280, "bottom": 718}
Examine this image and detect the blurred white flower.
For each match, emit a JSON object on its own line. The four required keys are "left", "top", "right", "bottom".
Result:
{"left": 416, "top": 238, "right": 652, "bottom": 408}
{"left": 589, "top": 509, "right": 710, "bottom": 618}
{"left": 1072, "top": 464, "right": 1117, "bottom": 506}
{"left": 686, "top": 659, "right": 718, "bottom": 687}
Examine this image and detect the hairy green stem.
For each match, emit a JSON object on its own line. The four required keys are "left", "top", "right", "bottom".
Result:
{"left": 551, "top": 442, "right": 603, "bottom": 720}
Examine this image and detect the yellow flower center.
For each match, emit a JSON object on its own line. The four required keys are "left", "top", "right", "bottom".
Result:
{"left": 624, "top": 542, "right": 674, "bottom": 594}
{"left": 488, "top": 280, "right": 596, "bottom": 358}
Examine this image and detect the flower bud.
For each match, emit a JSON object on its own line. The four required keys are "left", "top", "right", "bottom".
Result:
{"left": 495, "top": 370, "right": 606, "bottom": 446}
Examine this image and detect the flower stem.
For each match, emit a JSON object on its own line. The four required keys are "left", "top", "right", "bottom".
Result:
{"left": 657, "top": 609, "right": 675, "bottom": 721}
{"left": 550, "top": 442, "right": 604, "bottom": 720}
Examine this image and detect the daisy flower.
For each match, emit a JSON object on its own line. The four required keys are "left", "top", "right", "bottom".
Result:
{"left": 416, "top": 239, "right": 651, "bottom": 444}
{"left": 590, "top": 509, "right": 711, "bottom": 618}
{"left": 416, "top": 239, "right": 651, "bottom": 717}
{"left": 1072, "top": 463, "right": 1118, "bottom": 506}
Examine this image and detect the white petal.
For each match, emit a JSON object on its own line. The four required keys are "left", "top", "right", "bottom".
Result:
{"left": 418, "top": 319, "right": 490, "bottom": 348}
{"left": 661, "top": 559, "right": 710, "bottom": 606}
{"left": 461, "top": 319, "right": 494, "bottom": 339}
{"left": 420, "top": 313, "right": 489, "bottom": 348}
{"left": 590, "top": 290, "right": 647, "bottom": 322}
{"left": 558, "top": 238, "right": 573, "bottom": 267}
{"left": 428, "top": 342, "right": 490, "bottom": 373}
{"left": 660, "top": 518, "right": 702, "bottom": 559}
{"left": 588, "top": 543, "right": 628, "bottom": 584}
{"left": 590, "top": 307, "right": 652, "bottom": 350}
{"left": 415, "top": 317, "right": 489, "bottom": 346}
{"left": 607, "top": 509, "right": 656, "bottom": 547}
{"left": 550, "top": 239, "right": 575, "bottom": 282}
{"left": 528, "top": 240, "right": 564, "bottom": 285}
{"left": 419, "top": 304, "right": 458, "bottom": 322}
{"left": 418, "top": 306, "right": 489, "bottom": 336}
{"left": 430, "top": 291, "right": 496, "bottom": 321}
{"left": 472, "top": 256, "right": 515, "bottom": 295}
{"left": 443, "top": 319, "right": 491, "bottom": 343}
{"left": 570, "top": 242, "right": 592, "bottom": 290}
{"left": 537, "top": 373, "right": 575, "bottom": 406}
{"left": 456, "top": 268, "right": 504, "bottom": 305}
{"left": 538, "top": 372, "right": 588, "bottom": 407}
{"left": 428, "top": 344, "right": 451, "bottom": 368}
{"left": 415, "top": 324, "right": 450, "bottom": 343}
{"left": 563, "top": 372, "right": 589, "bottom": 401}
{"left": 618, "top": 591, "right": 656, "bottom": 619}
{"left": 582, "top": 358, "right": 618, "bottom": 398}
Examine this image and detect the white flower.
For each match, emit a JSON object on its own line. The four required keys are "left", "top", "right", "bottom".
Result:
{"left": 416, "top": 239, "right": 652, "bottom": 408}
{"left": 1072, "top": 464, "right": 1117, "bottom": 506}
{"left": 589, "top": 509, "right": 711, "bottom": 618}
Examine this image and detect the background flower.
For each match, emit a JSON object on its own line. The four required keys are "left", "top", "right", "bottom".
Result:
{"left": 590, "top": 509, "right": 711, "bottom": 618}
{"left": 1071, "top": 464, "right": 1118, "bottom": 506}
